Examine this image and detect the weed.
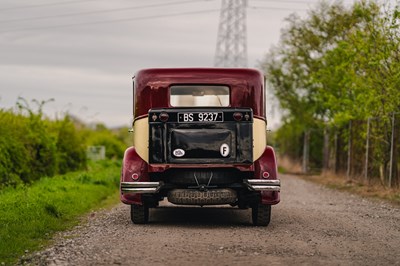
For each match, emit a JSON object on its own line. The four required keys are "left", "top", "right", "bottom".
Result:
{"left": 44, "top": 204, "right": 62, "bottom": 218}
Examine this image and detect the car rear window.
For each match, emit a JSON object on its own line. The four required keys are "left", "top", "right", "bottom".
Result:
{"left": 170, "top": 85, "right": 230, "bottom": 107}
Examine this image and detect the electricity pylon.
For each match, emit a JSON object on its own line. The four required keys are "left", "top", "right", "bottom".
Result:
{"left": 214, "top": 0, "right": 248, "bottom": 68}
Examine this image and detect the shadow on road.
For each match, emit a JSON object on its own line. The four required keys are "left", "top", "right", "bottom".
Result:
{"left": 148, "top": 206, "right": 252, "bottom": 227}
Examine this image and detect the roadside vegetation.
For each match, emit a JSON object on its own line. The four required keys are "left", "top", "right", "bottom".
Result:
{"left": 0, "top": 97, "right": 127, "bottom": 188}
{"left": 277, "top": 155, "right": 400, "bottom": 206}
{"left": 0, "top": 98, "right": 129, "bottom": 264}
{"left": 263, "top": 1, "right": 400, "bottom": 187}
{"left": 0, "top": 160, "right": 121, "bottom": 264}
{"left": 303, "top": 172, "right": 400, "bottom": 205}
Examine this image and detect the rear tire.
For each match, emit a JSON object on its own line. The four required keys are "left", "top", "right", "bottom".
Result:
{"left": 252, "top": 204, "right": 271, "bottom": 226}
{"left": 131, "top": 204, "right": 149, "bottom": 224}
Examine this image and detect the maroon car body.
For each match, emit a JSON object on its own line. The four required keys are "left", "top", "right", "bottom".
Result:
{"left": 120, "top": 68, "right": 280, "bottom": 226}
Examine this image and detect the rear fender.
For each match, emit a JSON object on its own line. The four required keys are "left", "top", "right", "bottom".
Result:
{"left": 120, "top": 147, "right": 149, "bottom": 205}
{"left": 253, "top": 146, "right": 280, "bottom": 205}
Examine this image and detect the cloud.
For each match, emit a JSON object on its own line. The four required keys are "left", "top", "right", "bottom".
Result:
{"left": 0, "top": 64, "right": 131, "bottom": 126}
{"left": 0, "top": 0, "right": 316, "bottom": 128}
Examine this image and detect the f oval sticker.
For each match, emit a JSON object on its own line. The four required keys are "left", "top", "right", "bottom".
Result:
{"left": 220, "top": 144, "right": 230, "bottom": 157}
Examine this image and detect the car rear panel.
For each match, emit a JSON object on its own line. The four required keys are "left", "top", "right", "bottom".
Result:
{"left": 149, "top": 108, "right": 253, "bottom": 165}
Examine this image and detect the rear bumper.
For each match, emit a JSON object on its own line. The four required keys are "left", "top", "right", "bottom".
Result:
{"left": 121, "top": 179, "right": 280, "bottom": 194}
{"left": 244, "top": 179, "right": 281, "bottom": 192}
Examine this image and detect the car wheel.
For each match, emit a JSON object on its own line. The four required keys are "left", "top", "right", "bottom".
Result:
{"left": 131, "top": 204, "right": 149, "bottom": 224}
{"left": 252, "top": 204, "right": 271, "bottom": 226}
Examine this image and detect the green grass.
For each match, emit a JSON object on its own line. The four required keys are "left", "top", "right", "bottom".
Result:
{"left": 0, "top": 160, "right": 121, "bottom": 264}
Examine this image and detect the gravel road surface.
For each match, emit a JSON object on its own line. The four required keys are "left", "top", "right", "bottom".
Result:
{"left": 23, "top": 174, "right": 400, "bottom": 265}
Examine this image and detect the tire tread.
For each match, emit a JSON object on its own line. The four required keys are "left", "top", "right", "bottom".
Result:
{"left": 131, "top": 204, "right": 149, "bottom": 224}
{"left": 252, "top": 204, "right": 271, "bottom": 226}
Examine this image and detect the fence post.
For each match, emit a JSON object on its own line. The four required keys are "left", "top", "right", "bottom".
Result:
{"left": 323, "top": 127, "right": 330, "bottom": 171}
{"left": 334, "top": 130, "right": 339, "bottom": 174}
{"left": 365, "top": 117, "right": 371, "bottom": 182}
{"left": 389, "top": 113, "right": 395, "bottom": 188}
{"left": 347, "top": 120, "right": 352, "bottom": 179}
{"left": 302, "top": 130, "right": 310, "bottom": 174}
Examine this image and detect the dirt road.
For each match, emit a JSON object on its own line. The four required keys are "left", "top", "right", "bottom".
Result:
{"left": 25, "top": 174, "right": 400, "bottom": 265}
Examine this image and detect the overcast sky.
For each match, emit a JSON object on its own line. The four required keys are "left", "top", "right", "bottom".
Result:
{"left": 0, "top": 0, "right": 369, "bottom": 128}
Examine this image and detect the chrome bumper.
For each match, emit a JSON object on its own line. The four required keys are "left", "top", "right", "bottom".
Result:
{"left": 244, "top": 179, "right": 281, "bottom": 192}
{"left": 121, "top": 182, "right": 162, "bottom": 194}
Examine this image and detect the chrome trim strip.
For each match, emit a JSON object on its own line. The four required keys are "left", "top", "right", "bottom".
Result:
{"left": 246, "top": 179, "right": 280, "bottom": 185}
{"left": 244, "top": 179, "right": 281, "bottom": 192}
{"left": 251, "top": 185, "right": 281, "bottom": 192}
{"left": 122, "top": 188, "right": 158, "bottom": 193}
{"left": 121, "top": 181, "right": 161, "bottom": 194}
{"left": 121, "top": 182, "right": 160, "bottom": 188}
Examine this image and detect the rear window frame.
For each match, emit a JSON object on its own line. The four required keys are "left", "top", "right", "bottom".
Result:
{"left": 169, "top": 84, "right": 231, "bottom": 107}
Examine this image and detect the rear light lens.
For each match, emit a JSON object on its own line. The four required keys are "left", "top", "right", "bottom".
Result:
{"left": 262, "top": 171, "right": 270, "bottom": 179}
{"left": 159, "top": 112, "right": 169, "bottom": 122}
{"left": 233, "top": 112, "right": 243, "bottom": 121}
{"left": 131, "top": 173, "right": 139, "bottom": 181}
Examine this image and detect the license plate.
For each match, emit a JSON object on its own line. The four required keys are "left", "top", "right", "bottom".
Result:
{"left": 178, "top": 112, "right": 223, "bottom": 123}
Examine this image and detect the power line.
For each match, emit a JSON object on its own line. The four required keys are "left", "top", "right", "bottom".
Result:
{"left": 0, "top": 9, "right": 220, "bottom": 33}
{"left": 0, "top": 0, "right": 204, "bottom": 24}
{"left": 253, "top": 0, "right": 357, "bottom": 6}
{"left": 252, "top": 0, "right": 316, "bottom": 3}
{"left": 248, "top": 5, "right": 308, "bottom": 11}
{"left": 0, "top": 0, "right": 99, "bottom": 12}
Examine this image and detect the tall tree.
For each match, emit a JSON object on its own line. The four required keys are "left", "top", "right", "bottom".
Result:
{"left": 262, "top": 0, "right": 400, "bottom": 175}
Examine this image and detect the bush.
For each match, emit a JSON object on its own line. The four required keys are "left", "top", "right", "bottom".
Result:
{"left": 84, "top": 124, "right": 127, "bottom": 160}
{"left": 52, "top": 117, "right": 87, "bottom": 174}
{"left": 0, "top": 99, "right": 127, "bottom": 187}
{"left": 24, "top": 115, "right": 57, "bottom": 181}
{"left": 0, "top": 110, "right": 43, "bottom": 184}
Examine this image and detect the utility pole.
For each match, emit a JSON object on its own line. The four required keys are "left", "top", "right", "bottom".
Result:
{"left": 214, "top": 0, "right": 248, "bottom": 67}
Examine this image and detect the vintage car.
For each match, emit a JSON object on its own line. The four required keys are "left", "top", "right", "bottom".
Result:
{"left": 120, "top": 68, "right": 280, "bottom": 226}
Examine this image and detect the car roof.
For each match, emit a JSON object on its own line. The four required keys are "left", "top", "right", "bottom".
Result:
{"left": 133, "top": 68, "right": 265, "bottom": 119}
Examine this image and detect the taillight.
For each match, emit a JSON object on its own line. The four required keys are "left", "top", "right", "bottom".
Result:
{"left": 159, "top": 112, "right": 169, "bottom": 122}
{"left": 262, "top": 171, "right": 270, "bottom": 179}
{"left": 131, "top": 173, "right": 139, "bottom": 181}
{"left": 233, "top": 112, "right": 243, "bottom": 121}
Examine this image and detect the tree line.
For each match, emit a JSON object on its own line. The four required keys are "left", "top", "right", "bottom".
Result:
{"left": 262, "top": 0, "right": 399, "bottom": 186}
{"left": 0, "top": 98, "right": 128, "bottom": 188}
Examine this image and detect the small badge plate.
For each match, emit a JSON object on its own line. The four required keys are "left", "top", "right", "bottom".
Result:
{"left": 220, "top": 144, "right": 230, "bottom": 157}
{"left": 173, "top": 149, "right": 185, "bottom": 157}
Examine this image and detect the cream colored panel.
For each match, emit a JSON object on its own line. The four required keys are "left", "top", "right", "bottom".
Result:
{"left": 253, "top": 118, "right": 267, "bottom": 161}
{"left": 133, "top": 117, "right": 149, "bottom": 162}
{"left": 133, "top": 116, "right": 266, "bottom": 163}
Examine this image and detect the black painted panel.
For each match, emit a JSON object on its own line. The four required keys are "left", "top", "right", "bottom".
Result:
{"left": 171, "top": 129, "right": 233, "bottom": 159}
{"left": 149, "top": 108, "right": 253, "bottom": 164}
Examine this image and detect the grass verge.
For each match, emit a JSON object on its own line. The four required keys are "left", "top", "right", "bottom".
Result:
{"left": 278, "top": 156, "right": 400, "bottom": 206}
{"left": 299, "top": 173, "right": 400, "bottom": 206}
{"left": 0, "top": 160, "right": 121, "bottom": 265}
